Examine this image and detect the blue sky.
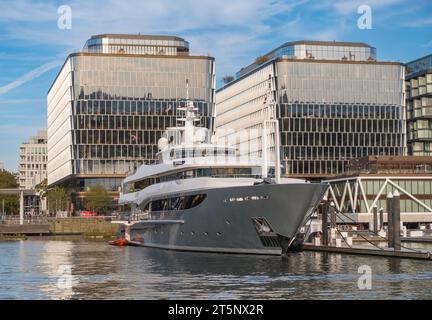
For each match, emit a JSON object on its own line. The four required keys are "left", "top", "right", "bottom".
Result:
{"left": 0, "top": 0, "right": 431, "bottom": 171}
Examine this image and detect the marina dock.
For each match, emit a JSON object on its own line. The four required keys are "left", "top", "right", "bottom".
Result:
{"left": 299, "top": 190, "right": 432, "bottom": 261}
{"left": 301, "top": 243, "right": 432, "bottom": 260}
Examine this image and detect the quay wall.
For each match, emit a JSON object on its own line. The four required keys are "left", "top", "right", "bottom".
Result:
{"left": 48, "top": 217, "right": 118, "bottom": 237}
{"left": 0, "top": 217, "right": 118, "bottom": 237}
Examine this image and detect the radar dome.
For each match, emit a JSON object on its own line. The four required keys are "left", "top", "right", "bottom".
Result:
{"left": 158, "top": 137, "right": 168, "bottom": 150}
{"left": 194, "top": 128, "right": 207, "bottom": 143}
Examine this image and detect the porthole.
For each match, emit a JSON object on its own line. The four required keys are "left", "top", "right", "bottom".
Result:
{"left": 203, "top": 232, "right": 209, "bottom": 236}
{"left": 191, "top": 231, "right": 195, "bottom": 235}
{"left": 180, "top": 231, "right": 184, "bottom": 235}
{"left": 216, "top": 232, "right": 222, "bottom": 236}
{"left": 226, "top": 220, "right": 231, "bottom": 225}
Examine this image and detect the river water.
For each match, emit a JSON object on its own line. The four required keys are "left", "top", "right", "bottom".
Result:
{"left": 0, "top": 237, "right": 431, "bottom": 300}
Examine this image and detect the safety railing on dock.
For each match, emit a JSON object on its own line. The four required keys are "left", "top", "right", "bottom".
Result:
{"left": 0, "top": 215, "right": 49, "bottom": 225}
{"left": 0, "top": 214, "right": 119, "bottom": 225}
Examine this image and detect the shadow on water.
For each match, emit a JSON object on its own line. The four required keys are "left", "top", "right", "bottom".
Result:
{"left": 1, "top": 238, "right": 432, "bottom": 299}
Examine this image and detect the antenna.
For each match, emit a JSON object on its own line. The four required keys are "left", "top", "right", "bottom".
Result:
{"left": 177, "top": 79, "right": 199, "bottom": 145}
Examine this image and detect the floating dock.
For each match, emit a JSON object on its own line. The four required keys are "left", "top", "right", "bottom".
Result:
{"left": 301, "top": 243, "right": 432, "bottom": 260}
{"left": 401, "top": 237, "right": 432, "bottom": 243}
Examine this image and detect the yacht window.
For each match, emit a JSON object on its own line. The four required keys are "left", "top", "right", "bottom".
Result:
{"left": 150, "top": 194, "right": 207, "bottom": 211}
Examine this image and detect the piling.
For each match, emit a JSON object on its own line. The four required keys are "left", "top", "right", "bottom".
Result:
{"left": 386, "top": 192, "right": 394, "bottom": 248}
{"left": 393, "top": 190, "right": 401, "bottom": 251}
{"left": 330, "top": 202, "right": 337, "bottom": 228}
{"left": 379, "top": 207, "right": 384, "bottom": 231}
{"left": 373, "top": 206, "right": 378, "bottom": 234}
{"left": 322, "top": 201, "right": 329, "bottom": 246}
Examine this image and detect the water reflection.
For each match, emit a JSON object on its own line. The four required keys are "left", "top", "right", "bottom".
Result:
{"left": 0, "top": 238, "right": 431, "bottom": 300}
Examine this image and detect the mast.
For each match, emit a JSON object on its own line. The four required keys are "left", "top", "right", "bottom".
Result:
{"left": 177, "top": 79, "right": 200, "bottom": 145}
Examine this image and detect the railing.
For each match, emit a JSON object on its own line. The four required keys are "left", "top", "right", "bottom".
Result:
{"left": 112, "top": 211, "right": 149, "bottom": 222}
{"left": 0, "top": 215, "right": 50, "bottom": 225}
{"left": 0, "top": 214, "right": 119, "bottom": 225}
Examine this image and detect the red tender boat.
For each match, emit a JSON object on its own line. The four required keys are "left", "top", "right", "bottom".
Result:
{"left": 108, "top": 238, "right": 129, "bottom": 246}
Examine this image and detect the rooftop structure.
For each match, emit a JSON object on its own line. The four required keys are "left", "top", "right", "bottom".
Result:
{"left": 236, "top": 40, "right": 376, "bottom": 79}
{"left": 83, "top": 34, "right": 190, "bottom": 56}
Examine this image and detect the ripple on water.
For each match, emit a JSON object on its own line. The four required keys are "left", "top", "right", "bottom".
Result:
{"left": 0, "top": 239, "right": 432, "bottom": 299}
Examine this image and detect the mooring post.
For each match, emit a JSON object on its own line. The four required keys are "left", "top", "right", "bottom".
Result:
{"left": 392, "top": 190, "right": 401, "bottom": 251}
{"left": 322, "top": 201, "right": 329, "bottom": 246}
{"left": 373, "top": 205, "right": 378, "bottom": 234}
{"left": 330, "top": 201, "right": 336, "bottom": 228}
{"left": 19, "top": 191, "right": 24, "bottom": 225}
{"left": 379, "top": 207, "right": 384, "bottom": 231}
{"left": 386, "top": 192, "right": 394, "bottom": 248}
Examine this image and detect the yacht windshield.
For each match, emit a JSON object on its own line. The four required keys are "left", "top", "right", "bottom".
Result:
{"left": 123, "top": 167, "right": 261, "bottom": 193}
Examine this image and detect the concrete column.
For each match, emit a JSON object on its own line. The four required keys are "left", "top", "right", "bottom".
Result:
{"left": 392, "top": 190, "right": 401, "bottom": 251}
{"left": 373, "top": 205, "right": 378, "bottom": 234}
{"left": 19, "top": 191, "right": 24, "bottom": 225}
{"left": 386, "top": 192, "right": 394, "bottom": 248}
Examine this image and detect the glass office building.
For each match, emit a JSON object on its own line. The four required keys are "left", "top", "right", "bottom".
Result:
{"left": 47, "top": 34, "right": 215, "bottom": 209}
{"left": 406, "top": 54, "right": 432, "bottom": 156}
{"left": 217, "top": 41, "right": 406, "bottom": 179}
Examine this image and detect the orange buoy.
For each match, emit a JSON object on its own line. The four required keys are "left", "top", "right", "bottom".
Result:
{"left": 108, "top": 238, "right": 129, "bottom": 246}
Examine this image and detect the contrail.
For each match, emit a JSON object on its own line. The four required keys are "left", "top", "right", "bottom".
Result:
{"left": 0, "top": 60, "right": 63, "bottom": 95}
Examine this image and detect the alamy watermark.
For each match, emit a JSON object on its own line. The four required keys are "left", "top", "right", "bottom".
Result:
{"left": 57, "top": 5, "right": 72, "bottom": 30}
{"left": 357, "top": 265, "right": 372, "bottom": 290}
{"left": 357, "top": 5, "right": 372, "bottom": 30}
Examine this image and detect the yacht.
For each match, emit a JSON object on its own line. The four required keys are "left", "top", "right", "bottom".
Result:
{"left": 116, "top": 83, "right": 327, "bottom": 255}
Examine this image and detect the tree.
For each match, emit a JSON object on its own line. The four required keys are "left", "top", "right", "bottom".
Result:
{"left": 222, "top": 75, "right": 235, "bottom": 84}
{"left": 35, "top": 178, "right": 48, "bottom": 199}
{"left": 85, "top": 185, "right": 112, "bottom": 214}
{"left": 0, "top": 170, "right": 19, "bottom": 214}
{"left": 47, "top": 186, "right": 68, "bottom": 212}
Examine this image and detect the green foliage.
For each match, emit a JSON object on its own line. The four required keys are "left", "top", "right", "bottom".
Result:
{"left": 47, "top": 186, "right": 68, "bottom": 211}
{"left": 35, "top": 178, "right": 48, "bottom": 199}
{"left": 0, "top": 171, "right": 18, "bottom": 188}
{"left": 0, "top": 170, "right": 19, "bottom": 214}
{"left": 85, "top": 185, "right": 112, "bottom": 214}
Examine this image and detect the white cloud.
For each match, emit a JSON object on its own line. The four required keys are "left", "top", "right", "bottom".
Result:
{"left": 308, "top": 0, "right": 407, "bottom": 15}
{"left": 0, "top": 0, "right": 308, "bottom": 80}
{"left": 405, "top": 18, "right": 432, "bottom": 27}
{"left": 0, "top": 60, "right": 63, "bottom": 95}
